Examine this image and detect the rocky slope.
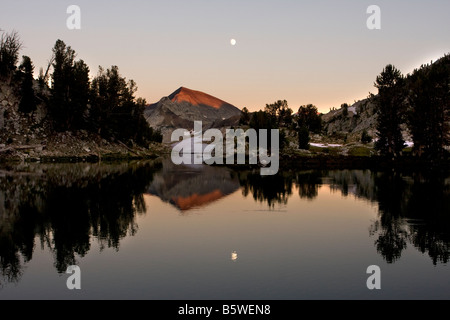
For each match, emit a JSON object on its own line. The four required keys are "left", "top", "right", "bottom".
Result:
{"left": 321, "top": 98, "right": 412, "bottom": 144}
{"left": 0, "top": 78, "right": 169, "bottom": 162}
{"left": 321, "top": 99, "right": 378, "bottom": 142}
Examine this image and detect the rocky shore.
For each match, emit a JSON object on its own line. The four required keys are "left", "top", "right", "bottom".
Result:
{"left": 0, "top": 130, "right": 170, "bottom": 163}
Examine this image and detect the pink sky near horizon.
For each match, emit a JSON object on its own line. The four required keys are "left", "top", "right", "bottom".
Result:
{"left": 1, "top": 0, "right": 449, "bottom": 113}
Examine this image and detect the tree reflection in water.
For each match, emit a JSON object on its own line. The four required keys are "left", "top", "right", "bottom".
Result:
{"left": 0, "top": 162, "right": 158, "bottom": 286}
{"left": 238, "top": 168, "right": 450, "bottom": 265}
{"left": 0, "top": 162, "right": 449, "bottom": 288}
{"left": 327, "top": 169, "right": 450, "bottom": 265}
{"left": 370, "top": 170, "right": 450, "bottom": 265}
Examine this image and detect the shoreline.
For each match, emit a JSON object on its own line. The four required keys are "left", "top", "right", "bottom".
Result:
{"left": 2, "top": 148, "right": 448, "bottom": 173}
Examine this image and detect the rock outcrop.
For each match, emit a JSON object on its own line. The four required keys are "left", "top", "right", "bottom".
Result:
{"left": 321, "top": 98, "right": 414, "bottom": 143}
{"left": 321, "top": 99, "right": 378, "bottom": 142}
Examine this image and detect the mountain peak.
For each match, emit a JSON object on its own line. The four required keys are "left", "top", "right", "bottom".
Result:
{"left": 145, "top": 87, "right": 242, "bottom": 142}
{"left": 168, "top": 87, "right": 231, "bottom": 110}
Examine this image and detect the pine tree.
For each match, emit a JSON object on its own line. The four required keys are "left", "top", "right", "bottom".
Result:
{"left": 298, "top": 125, "right": 310, "bottom": 150}
{"left": 265, "top": 100, "right": 292, "bottom": 127}
{"left": 408, "top": 56, "right": 450, "bottom": 159}
{"left": 239, "top": 107, "right": 250, "bottom": 125}
{"left": 249, "top": 110, "right": 275, "bottom": 131}
{"left": 297, "top": 104, "right": 322, "bottom": 134}
{"left": 89, "top": 65, "right": 158, "bottom": 146}
{"left": 373, "top": 65, "right": 405, "bottom": 157}
{"left": 0, "top": 30, "right": 22, "bottom": 77}
{"left": 49, "top": 40, "right": 90, "bottom": 131}
{"left": 70, "top": 60, "right": 90, "bottom": 129}
{"left": 279, "top": 105, "right": 293, "bottom": 127}
{"left": 361, "top": 130, "right": 373, "bottom": 144}
{"left": 18, "top": 56, "right": 37, "bottom": 114}
{"left": 342, "top": 103, "right": 349, "bottom": 117}
{"left": 49, "top": 39, "right": 76, "bottom": 130}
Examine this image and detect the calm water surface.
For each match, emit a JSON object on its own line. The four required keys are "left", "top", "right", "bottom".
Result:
{"left": 0, "top": 160, "right": 449, "bottom": 300}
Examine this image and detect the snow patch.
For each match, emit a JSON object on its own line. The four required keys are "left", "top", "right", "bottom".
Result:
{"left": 310, "top": 143, "right": 342, "bottom": 148}
{"left": 348, "top": 106, "right": 357, "bottom": 114}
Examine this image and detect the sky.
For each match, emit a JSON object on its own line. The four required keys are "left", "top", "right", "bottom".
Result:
{"left": 1, "top": 0, "right": 450, "bottom": 113}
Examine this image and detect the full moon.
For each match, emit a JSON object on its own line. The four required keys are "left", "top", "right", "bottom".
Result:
{"left": 230, "top": 39, "right": 237, "bottom": 46}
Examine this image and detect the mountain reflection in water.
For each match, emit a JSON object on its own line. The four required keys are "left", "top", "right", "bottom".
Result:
{"left": 0, "top": 161, "right": 449, "bottom": 291}
{"left": 147, "top": 160, "right": 240, "bottom": 211}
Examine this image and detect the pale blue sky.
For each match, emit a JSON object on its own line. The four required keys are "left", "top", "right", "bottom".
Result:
{"left": 1, "top": 0, "right": 449, "bottom": 112}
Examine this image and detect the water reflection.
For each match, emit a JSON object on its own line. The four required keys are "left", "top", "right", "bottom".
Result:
{"left": 369, "top": 171, "right": 450, "bottom": 265}
{"left": 0, "top": 162, "right": 158, "bottom": 286}
{"left": 147, "top": 159, "right": 239, "bottom": 211}
{"left": 231, "top": 251, "right": 238, "bottom": 262}
{"left": 238, "top": 168, "right": 449, "bottom": 265}
{"left": 0, "top": 161, "right": 449, "bottom": 289}
{"left": 237, "top": 170, "right": 324, "bottom": 206}
{"left": 326, "top": 169, "right": 450, "bottom": 265}
{"left": 238, "top": 171, "right": 294, "bottom": 207}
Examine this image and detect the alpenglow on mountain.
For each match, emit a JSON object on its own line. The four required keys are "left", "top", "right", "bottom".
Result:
{"left": 144, "top": 87, "right": 242, "bottom": 142}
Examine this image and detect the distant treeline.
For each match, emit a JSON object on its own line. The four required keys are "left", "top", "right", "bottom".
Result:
{"left": 239, "top": 100, "right": 323, "bottom": 150}
{"left": 0, "top": 30, "right": 162, "bottom": 146}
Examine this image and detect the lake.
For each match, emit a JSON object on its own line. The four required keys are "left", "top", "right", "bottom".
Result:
{"left": 0, "top": 160, "right": 449, "bottom": 300}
